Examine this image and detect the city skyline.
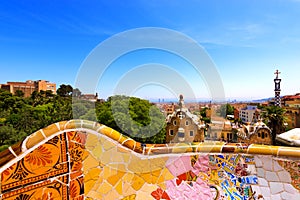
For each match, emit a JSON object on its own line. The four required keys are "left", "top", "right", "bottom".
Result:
{"left": 1, "top": 1, "right": 300, "bottom": 100}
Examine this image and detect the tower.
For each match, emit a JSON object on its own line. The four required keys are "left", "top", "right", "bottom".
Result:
{"left": 274, "top": 69, "right": 281, "bottom": 107}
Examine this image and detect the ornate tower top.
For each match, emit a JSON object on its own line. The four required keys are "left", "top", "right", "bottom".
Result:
{"left": 274, "top": 69, "right": 281, "bottom": 107}
{"left": 178, "top": 94, "right": 185, "bottom": 109}
{"left": 274, "top": 69, "right": 281, "bottom": 79}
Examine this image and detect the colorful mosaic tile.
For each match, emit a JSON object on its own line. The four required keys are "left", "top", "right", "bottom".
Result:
{"left": 0, "top": 119, "right": 300, "bottom": 199}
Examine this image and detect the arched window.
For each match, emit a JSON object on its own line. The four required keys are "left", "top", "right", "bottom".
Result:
{"left": 262, "top": 132, "right": 265, "bottom": 139}
{"left": 190, "top": 130, "right": 194, "bottom": 136}
{"left": 185, "top": 120, "right": 189, "bottom": 126}
{"left": 173, "top": 120, "right": 177, "bottom": 126}
{"left": 258, "top": 132, "right": 261, "bottom": 137}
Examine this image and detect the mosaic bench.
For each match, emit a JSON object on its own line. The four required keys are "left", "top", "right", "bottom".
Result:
{"left": 0, "top": 120, "right": 299, "bottom": 199}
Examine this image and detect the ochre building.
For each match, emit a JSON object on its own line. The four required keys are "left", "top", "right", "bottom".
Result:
{"left": 0, "top": 80, "right": 56, "bottom": 97}
{"left": 166, "top": 95, "right": 205, "bottom": 143}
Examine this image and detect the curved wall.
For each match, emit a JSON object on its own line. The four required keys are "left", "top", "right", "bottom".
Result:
{"left": 0, "top": 120, "right": 300, "bottom": 199}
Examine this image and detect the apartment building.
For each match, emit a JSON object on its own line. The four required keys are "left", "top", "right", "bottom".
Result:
{"left": 0, "top": 80, "right": 56, "bottom": 97}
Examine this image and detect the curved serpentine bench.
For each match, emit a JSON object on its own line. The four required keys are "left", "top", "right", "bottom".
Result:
{"left": 0, "top": 119, "right": 300, "bottom": 199}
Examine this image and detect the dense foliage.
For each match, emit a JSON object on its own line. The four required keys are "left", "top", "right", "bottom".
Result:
{"left": 217, "top": 103, "right": 234, "bottom": 117}
{"left": 96, "top": 95, "right": 166, "bottom": 143}
{"left": 0, "top": 86, "right": 166, "bottom": 151}
{"left": 261, "top": 106, "right": 287, "bottom": 144}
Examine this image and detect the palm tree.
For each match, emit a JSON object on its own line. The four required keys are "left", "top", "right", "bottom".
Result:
{"left": 261, "top": 106, "right": 286, "bottom": 145}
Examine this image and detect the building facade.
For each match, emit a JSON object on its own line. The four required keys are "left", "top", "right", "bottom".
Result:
{"left": 282, "top": 93, "right": 300, "bottom": 129}
{"left": 0, "top": 80, "right": 56, "bottom": 97}
{"left": 165, "top": 95, "right": 205, "bottom": 143}
{"left": 239, "top": 105, "right": 261, "bottom": 124}
{"left": 237, "top": 121, "right": 272, "bottom": 145}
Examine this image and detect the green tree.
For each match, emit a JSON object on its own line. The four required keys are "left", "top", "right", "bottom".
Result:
{"left": 57, "top": 84, "right": 73, "bottom": 97}
{"left": 15, "top": 90, "right": 24, "bottom": 97}
{"left": 261, "top": 106, "right": 286, "bottom": 144}
{"left": 96, "top": 95, "right": 166, "bottom": 143}
{"left": 217, "top": 103, "right": 234, "bottom": 117}
{"left": 200, "top": 107, "right": 211, "bottom": 124}
{"left": 72, "top": 88, "right": 82, "bottom": 97}
{"left": 0, "top": 125, "right": 15, "bottom": 146}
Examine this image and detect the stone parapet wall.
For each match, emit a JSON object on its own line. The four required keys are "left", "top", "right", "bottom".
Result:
{"left": 0, "top": 120, "right": 300, "bottom": 199}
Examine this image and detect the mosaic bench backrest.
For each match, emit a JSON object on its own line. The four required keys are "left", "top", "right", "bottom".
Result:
{"left": 0, "top": 120, "right": 300, "bottom": 200}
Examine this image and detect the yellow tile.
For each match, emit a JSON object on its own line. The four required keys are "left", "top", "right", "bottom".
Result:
{"left": 85, "top": 134, "right": 99, "bottom": 149}
{"left": 98, "top": 181, "right": 113, "bottom": 195}
{"left": 115, "top": 180, "right": 123, "bottom": 195}
{"left": 83, "top": 155, "right": 99, "bottom": 172}
{"left": 171, "top": 143, "right": 191, "bottom": 153}
{"left": 110, "top": 130, "right": 122, "bottom": 142}
{"left": 102, "top": 139, "right": 115, "bottom": 151}
{"left": 108, "top": 163, "right": 127, "bottom": 172}
{"left": 84, "top": 179, "right": 97, "bottom": 194}
{"left": 122, "top": 173, "right": 134, "bottom": 183}
{"left": 150, "top": 169, "right": 162, "bottom": 184}
{"left": 127, "top": 156, "right": 151, "bottom": 173}
{"left": 102, "top": 166, "right": 119, "bottom": 180}
{"left": 57, "top": 121, "right": 68, "bottom": 131}
{"left": 118, "top": 135, "right": 129, "bottom": 144}
{"left": 82, "top": 120, "right": 98, "bottom": 131}
{"left": 109, "top": 151, "right": 124, "bottom": 163}
{"left": 136, "top": 191, "right": 154, "bottom": 200}
{"left": 91, "top": 145, "right": 103, "bottom": 159}
{"left": 121, "top": 194, "right": 137, "bottom": 200}
{"left": 131, "top": 175, "right": 145, "bottom": 191}
{"left": 122, "top": 153, "right": 131, "bottom": 163}
{"left": 100, "top": 150, "right": 112, "bottom": 164}
{"left": 104, "top": 189, "right": 119, "bottom": 200}
{"left": 139, "top": 172, "right": 152, "bottom": 184}
{"left": 139, "top": 183, "right": 157, "bottom": 194}
{"left": 149, "top": 158, "right": 168, "bottom": 171}
{"left": 86, "top": 190, "right": 103, "bottom": 199}
{"left": 277, "top": 147, "right": 300, "bottom": 157}
{"left": 64, "top": 120, "right": 76, "bottom": 130}
{"left": 25, "top": 130, "right": 45, "bottom": 149}
{"left": 82, "top": 149, "right": 90, "bottom": 161}
{"left": 122, "top": 139, "right": 136, "bottom": 151}
{"left": 42, "top": 123, "right": 60, "bottom": 137}
{"left": 122, "top": 182, "right": 136, "bottom": 197}
{"left": 157, "top": 168, "right": 174, "bottom": 183}
{"left": 85, "top": 167, "right": 102, "bottom": 181}
{"left": 117, "top": 146, "right": 131, "bottom": 153}
{"left": 107, "top": 171, "right": 125, "bottom": 186}
{"left": 100, "top": 126, "right": 114, "bottom": 137}
{"left": 247, "top": 144, "right": 279, "bottom": 155}
{"left": 196, "top": 143, "right": 222, "bottom": 153}
{"left": 158, "top": 182, "right": 167, "bottom": 191}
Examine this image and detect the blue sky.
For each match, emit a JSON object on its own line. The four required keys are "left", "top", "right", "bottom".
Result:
{"left": 1, "top": 0, "right": 300, "bottom": 101}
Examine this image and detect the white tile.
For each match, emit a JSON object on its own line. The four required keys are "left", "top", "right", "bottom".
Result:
{"left": 273, "top": 160, "right": 283, "bottom": 172}
{"left": 281, "top": 192, "right": 293, "bottom": 200}
{"left": 251, "top": 185, "right": 261, "bottom": 195}
{"left": 283, "top": 183, "right": 297, "bottom": 194}
{"left": 260, "top": 186, "right": 271, "bottom": 197}
{"left": 270, "top": 182, "right": 284, "bottom": 194}
{"left": 278, "top": 171, "right": 292, "bottom": 183}
{"left": 265, "top": 171, "right": 279, "bottom": 182}
{"left": 258, "top": 177, "right": 268, "bottom": 187}
{"left": 254, "top": 155, "right": 263, "bottom": 167}
{"left": 270, "top": 194, "right": 282, "bottom": 200}
{"left": 262, "top": 157, "right": 273, "bottom": 171}
{"left": 257, "top": 168, "right": 265, "bottom": 177}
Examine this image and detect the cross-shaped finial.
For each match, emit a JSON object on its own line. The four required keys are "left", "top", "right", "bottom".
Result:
{"left": 274, "top": 69, "right": 281, "bottom": 79}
